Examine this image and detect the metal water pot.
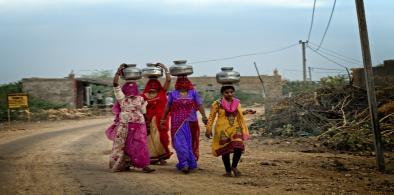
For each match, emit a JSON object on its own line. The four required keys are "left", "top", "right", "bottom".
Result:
{"left": 142, "top": 63, "right": 163, "bottom": 78}
{"left": 169, "top": 60, "right": 193, "bottom": 76}
{"left": 122, "top": 64, "right": 142, "bottom": 80}
{"left": 216, "top": 67, "right": 240, "bottom": 84}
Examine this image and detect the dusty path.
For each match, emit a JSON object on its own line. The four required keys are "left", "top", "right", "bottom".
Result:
{"left": 0, "top": 117, "right": 393, "bottom": 195}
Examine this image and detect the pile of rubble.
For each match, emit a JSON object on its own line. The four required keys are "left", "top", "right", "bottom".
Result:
{"left": 250, "top": 84, "right": 394, "bottom": 151}
{"left": 31, "top": 108, "right": 100, "bottom": 121}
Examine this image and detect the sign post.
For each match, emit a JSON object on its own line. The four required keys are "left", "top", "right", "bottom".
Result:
{"left": 7, "top": 109, "right": 11, "bottom": 129}
{"left": 7, "top": 93, "right": 30, "bottom": 129}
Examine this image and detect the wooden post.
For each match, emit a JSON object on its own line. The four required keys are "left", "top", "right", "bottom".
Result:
{"left": 27, "top": 108, "right": 31, "bottom": 123}
{"left": 253, "top": 62, "right": 266, "bottom": 98}
{"left": 345, "top": 67, "right": 353, "bottom": 86}
{"left": 355, "top": 0, "right": 385, "bottom": 171}
{"left": 8, "top": 109, "right": 11, "bottom": 129}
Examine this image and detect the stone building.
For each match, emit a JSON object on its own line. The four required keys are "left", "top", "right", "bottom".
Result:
{"left": 22, "top": 73, "right": 111, "bottom": 108}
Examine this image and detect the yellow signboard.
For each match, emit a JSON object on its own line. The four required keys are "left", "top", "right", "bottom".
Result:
{"left": 7, "top": 93, "right": 29, "bottom": 109}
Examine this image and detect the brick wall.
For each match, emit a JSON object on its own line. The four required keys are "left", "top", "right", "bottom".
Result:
{"left": 352, "top": 59, "right": 394, "bottom": 89}
{"left": 21, "top": 71, "right": 284, "bottom": 108}
{"left": 22, "top": 78, "right": 76, "bottom": 108}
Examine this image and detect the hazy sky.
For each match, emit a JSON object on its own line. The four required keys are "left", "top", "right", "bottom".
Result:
{"left": 0, "top": 0, "right": 393, "bottom": 84}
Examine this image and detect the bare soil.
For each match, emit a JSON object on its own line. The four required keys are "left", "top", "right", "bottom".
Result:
{"left": 0, "top": 113, "right": 393, "bottom": 195}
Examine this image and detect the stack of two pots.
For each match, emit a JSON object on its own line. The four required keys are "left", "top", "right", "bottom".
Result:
{"left": 167, "top": 61, "right": 241, "bottom": 88}
{"left": 122, "top": 63, "right": 164, "bottom": 81}
{"left": 169, "top": 60, "right": 193, "bottom": 77}
{"left": 142, "top": 60, "right": 194, "bottom": 81}
{"left": 121, "top": 64, "right": 143, "bottom": 81}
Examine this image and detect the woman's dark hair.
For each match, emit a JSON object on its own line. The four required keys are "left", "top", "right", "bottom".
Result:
{"left": 220, "top": 85, "right": 235, "bottom": 93}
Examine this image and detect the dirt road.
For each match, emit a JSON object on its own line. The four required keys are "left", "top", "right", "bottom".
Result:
{"left": 0, "top": 117, "right": 393, "bottom": 195}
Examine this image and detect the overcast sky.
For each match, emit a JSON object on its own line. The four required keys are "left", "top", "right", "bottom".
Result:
{"left": 0, "top": 0, "right": 393, "bottom": 84}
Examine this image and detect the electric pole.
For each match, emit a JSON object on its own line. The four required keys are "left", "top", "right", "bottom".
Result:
{"left": 308, "top": 66, "right": 312, "bottom": 81}
{"left": 299, "top": 40, "right": 308, "bottom": 82}
{"left": 355, "top": 0, "right": 385, "bottom": 171}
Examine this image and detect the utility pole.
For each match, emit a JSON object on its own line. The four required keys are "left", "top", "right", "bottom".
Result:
{"left": 355, "top": 0, "right": 385, "bottom": 171}
{"left": 308, "top": 66, "right": 312, "bottom": 81}
{"left": 299, "top": 40, "right": 308, "bottom": 82}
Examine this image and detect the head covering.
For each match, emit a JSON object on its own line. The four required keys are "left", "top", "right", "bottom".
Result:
{"left": 110, "top": 81, "right": 139, "bottom": 117}
{"left": 122, "top": 81, "right": 139, "bottom": 97}
{"left": 175, "top": 77, "right": 194, "bottom": 90}
{"left": 143, "top": 79, "right": 164, "bottom": 94}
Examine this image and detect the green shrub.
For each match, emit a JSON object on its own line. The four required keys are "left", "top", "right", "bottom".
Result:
{"left": 282, "top": 81, "right": 320, "bottom": 95}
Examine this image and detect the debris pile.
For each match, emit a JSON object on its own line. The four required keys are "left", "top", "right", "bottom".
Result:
{"left": 31, "top": 108, "right": 100, "bottom": 121}
{"left": 250, "top": 84, "right": 394, "bottom": 151}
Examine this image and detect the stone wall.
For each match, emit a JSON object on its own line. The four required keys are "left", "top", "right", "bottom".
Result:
{"left": 352, "top": 59, "right": 394, "bottom": 89}
{"left": 22, "top": 78, "right": 76, "bottom": 108}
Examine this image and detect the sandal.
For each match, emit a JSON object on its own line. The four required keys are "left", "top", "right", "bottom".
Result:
{"left": 181, "top": 167, "right": 190, "bottom": 174}
{"left": 223, "top": 172, "right": 232, "bottom": 177}
{"left": 150, "top": 159, "right": 160, "bottom": 165}
{"left": 231, "top": 167, "right": 241, "bottom": 177}
{"left": 142, "top": 167, "right": 156, "bottom": 173}
{"left": 159, "top": 159, "right": 167, "bottom": 165}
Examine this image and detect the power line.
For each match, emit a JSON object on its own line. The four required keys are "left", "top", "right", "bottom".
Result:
{"left": 189, "top": 43, "right": 299, "bottom": 64}
{"left": 309, "top": 42, "right": 362, "bottom": 64}
{"left": 284, "top": 69, "right": 344, "bottom": 74}
{"left": 283, "top": 69, "right": 303, "bottom": 72}
{"left": 310, "top": 67, "right": 345, "bottom": 71}
{"left": 307, "top": 45, "right": 348, "bottom": 69}
{"left": 312, "top": 46, "right": 361, "bottom": 66}
{"left": 307, "top": 0, "right": 317, "bottom": 41}
{"left": 308, "top": 44, "right": 362, "bottom": 66}
{"left": 312, "top": 70, "right": 347, "bottom": 74}
{"left": 316, "top": 0, "right": 337, "bottom": 50}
